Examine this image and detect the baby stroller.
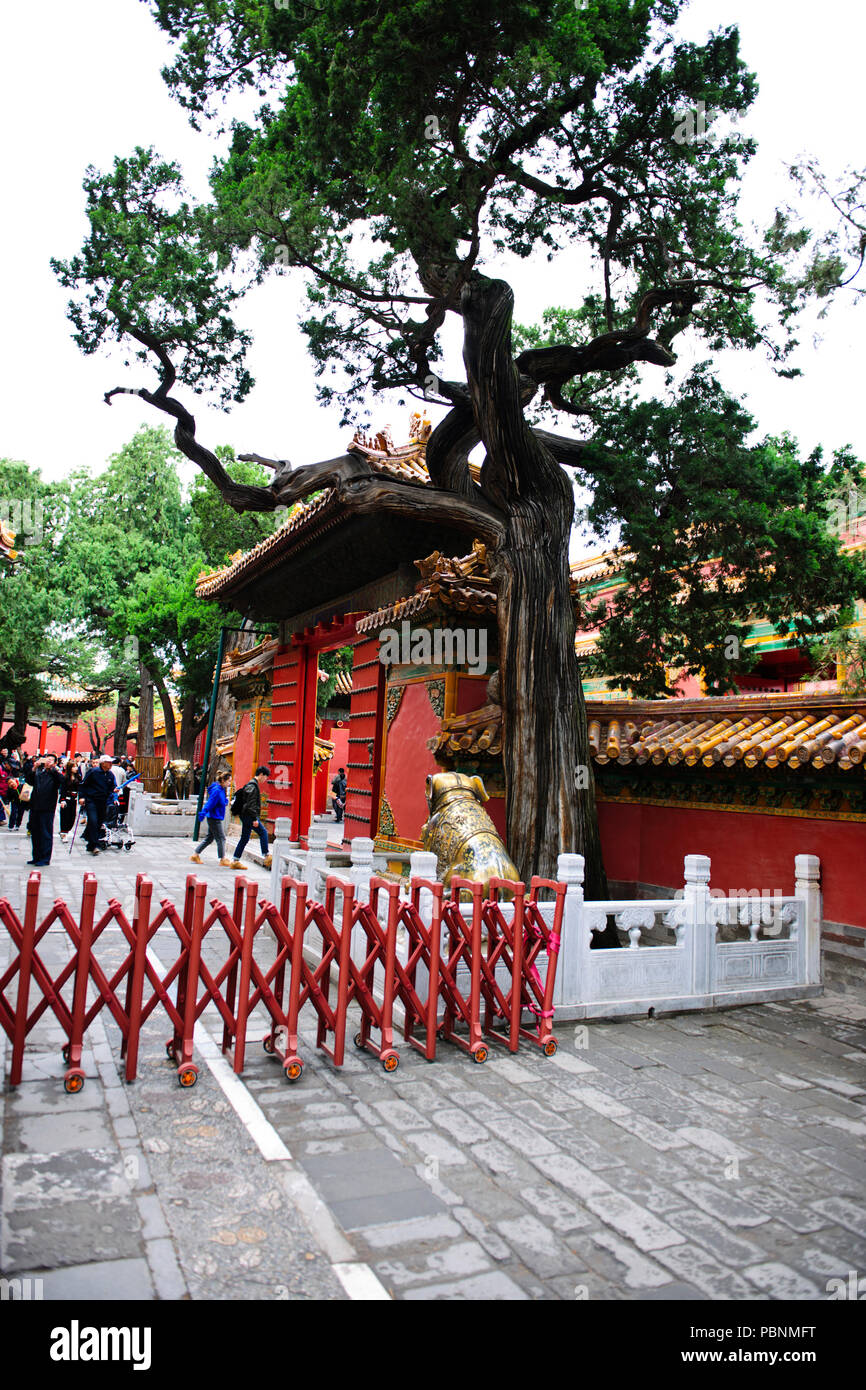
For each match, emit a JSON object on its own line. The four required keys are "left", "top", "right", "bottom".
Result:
{"left": 97, "top": 781, "right": 136, "bottom": 853}
{"left": 97, "top": 798, "right": 135, "bottom": 852}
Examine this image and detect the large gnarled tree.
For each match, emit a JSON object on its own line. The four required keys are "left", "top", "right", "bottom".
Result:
{"left": 54, "top": 1, "right": 862, "bottom": 893}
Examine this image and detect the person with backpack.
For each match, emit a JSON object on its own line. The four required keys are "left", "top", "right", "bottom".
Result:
{"left": 229, "top": 766, "right": 272, "bottom": 869}
{"left": 190, "top": 770, "right": 233, "bottom": 866}
{"left": 331, "top": 766, "right": 347, "bottom": 823}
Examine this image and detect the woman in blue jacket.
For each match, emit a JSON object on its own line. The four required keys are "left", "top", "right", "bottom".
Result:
{"left": 190, "top": 771, "right": 232, "bottom": 866}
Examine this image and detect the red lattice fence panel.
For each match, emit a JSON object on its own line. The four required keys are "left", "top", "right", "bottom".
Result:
{"left": 1, "top": 870, "right": 564, "bottom": 1093}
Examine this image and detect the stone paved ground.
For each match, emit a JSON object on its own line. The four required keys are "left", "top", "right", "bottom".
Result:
{"left": 1, "top": 824, "right": 865, "bottom": 1301}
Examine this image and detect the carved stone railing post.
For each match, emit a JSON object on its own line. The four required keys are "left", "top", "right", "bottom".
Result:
{"left": 269, "top": 818, "right": 298, "bottom": 901}
{"left": 350, "top": 837, "right": 374, "bottom": 904}
{"left": 795, "top": 854, "right": 822, "bottom": 985}
{"left": 683, "top": 854, "right": 712, "bottom": 997}
{"left": 556, "top": 852, "right": 585, "bottom": 1006}
{"left": 305, "top": 823, "right": 330, "bottom": 900}
{"left": 406, "top": 850, "right": 439, "bottom": 985}
{"left": 348, "top": 837, "right": 375, "bottom": 961}
{"left": 409, "top": 851, "right": 438, "bottom": 925}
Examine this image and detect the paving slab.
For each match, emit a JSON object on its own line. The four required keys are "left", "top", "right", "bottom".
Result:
{"left": 13, "top": 1257, "right": 156, "bottom": 1300}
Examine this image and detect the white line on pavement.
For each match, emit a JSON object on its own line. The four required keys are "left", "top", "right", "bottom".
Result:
{"left": 145, "top": 944, "right": 392, "bottom": 1301}
{"left": 189, "top": 1023, "right": 293, "bottom": 1162}
{"left": 332, "top": 1262, "right": 392, "bottom": 1301}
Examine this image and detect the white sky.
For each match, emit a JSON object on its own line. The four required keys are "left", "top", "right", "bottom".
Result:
{"left": 1, "top": 0, "right": 863, "bottom": 496}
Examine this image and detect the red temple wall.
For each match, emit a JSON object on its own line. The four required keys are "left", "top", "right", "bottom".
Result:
{"left": 330, "top": 723, "right": 349, "bottom": 777}
{"left": 382, "top": 680, "right": 441, "bottom": 845}
{"left": 256, "top": 709, "right": 273, "bottom": 770}
{"left": 313, "top": 762, "right": 327, "bottom": 816}
{"left": 598, "top": 799, "right": 865, "bottom": 929}
{"left": 313, "top": 719, "right": 349, "bottom": 814}
{"left": 485, "top": 795, "right": 507, "bottom": 842}
{"left": 455, "top": 673, "right": 490, "bottom": 715}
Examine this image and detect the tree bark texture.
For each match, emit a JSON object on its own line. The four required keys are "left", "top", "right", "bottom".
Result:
{"left": 151, "top": 667, "right": 179, "bottom": 759}
{"left": 113, "top": 690, "right": 131, "bottom": 757}
{"left": 137, "top": 662, "right": 155, "bottom": 758}
{"left": 207, "top": 625, "right": 257, "bottom": 779}
{"left": 462, "top": 275, "right": 608, "bottom": 897}
{"left": 179, "top": 699, "right": 209, "bottom": 763}
{"left": 13, "top": 699, "right": 28, "bottom": 739}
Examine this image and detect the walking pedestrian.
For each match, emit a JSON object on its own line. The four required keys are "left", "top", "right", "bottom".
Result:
{"left": 6, "top": 753, "right": 25, "bottom": 830}
{"left": 229, "top": 767, "right": 272, "bottom": 869}
{"left": 331, "top": 766, "right": 347, "bottom": 823}
{"left": 23, "top": 754, "right": 64, "bottom": 865}
{"left": 59, "top": 758, "right": 81, "bottom": 842}
{"left": 190, "top": 771, "right": 232, "bottom": 866}
{"left": 79, "top": 754, "right": 117, "bottom": 855}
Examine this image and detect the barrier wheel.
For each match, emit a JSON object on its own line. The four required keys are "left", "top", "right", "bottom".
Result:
{"left": 61, "top": 1044, "right": 71, "bottom": 1063}
{"left": 381, "top": 1052, "right": 399, "bottom": 1073}
{"left": 177, "top": 1065, "right": 198, "bottom": 1088}
{"left": 472, "top": 1045, "right": 489, "bottom": 1065}
{"left": 285, "top": 1060, "right": 303, "bottom": 1082}
{"left": 64, "top": 1071, "right": 85, "bottom": 1094}
{"left": 165, "top": 1041, "right": 177, "bottom": 1061}
{"left": 353, "top": 1032, "right": 365, "bottom": 1051}
{"left": 543, "top": 1038, "right": 558, "bottom": 1058}
{"left": 262, "top": 1035, "right": 276, "bottom": 1055}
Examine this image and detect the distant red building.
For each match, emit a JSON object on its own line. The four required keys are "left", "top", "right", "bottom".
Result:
{"left": 0, "top": 682, "right": 113, "bottom": 758}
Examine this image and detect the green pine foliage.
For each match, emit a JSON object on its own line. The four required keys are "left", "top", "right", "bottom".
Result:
{"left": 0, "top": 460, "right": 73, "bottom": 709}
{"left": 189, "top": 452, "right": 279, "bottom": 567}
{"left": 576, "top": 368, "right": 866, "bottom": 696}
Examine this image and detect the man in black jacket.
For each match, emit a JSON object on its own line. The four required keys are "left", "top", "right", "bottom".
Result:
{"left": 79, "top": 755, "right": 118, "bottom": 855}
{"left": 229, "top": 766, "right": 271, "bottom": 870}
{"left": 331, "top": 767, "right": 347, "bottom": 823}
{"left": 24, "top": 754, "right": 64, "bottom": 865}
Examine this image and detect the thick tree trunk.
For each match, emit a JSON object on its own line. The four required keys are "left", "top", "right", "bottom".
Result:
{"left": 13, "top": 699, "right": 28, "bottom": 739}
{"left": 462, "top": 273, "right": 608, "bottom": 897}
{"left": 178, "top": 699, "right": 207, "bottom": 764}
{"left": 208, "top": 680, "right": 235, "bottom": 780}
{"left": 138, "top": 662, "right": 155, "bottom": 757}
{"left": 114, "top": 690, "right": 131, "bottom": 756}
{"left": 206, "top": 624, "right": 256, "bottom": 780}
{"left": 151, "top": 668, "right": 179, "bottom": 759}
{"left": 491, "top": 516, "right": 607, "bottom": 895}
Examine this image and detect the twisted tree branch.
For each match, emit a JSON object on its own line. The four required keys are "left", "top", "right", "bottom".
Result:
{"left": 105, "top": 333, "right": 277, "bottom": 513}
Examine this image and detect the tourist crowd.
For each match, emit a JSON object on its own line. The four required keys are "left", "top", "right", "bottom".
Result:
{"left": 0, "top": 749, "right": 138, "bottom": 865}
{"left": 0, "top": 748, "right": 276, "bottom": 874}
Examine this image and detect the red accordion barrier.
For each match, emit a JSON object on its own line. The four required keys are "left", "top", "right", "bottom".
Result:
{"left": 0, "top": 869, "right": 564, "bottom": 1092}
